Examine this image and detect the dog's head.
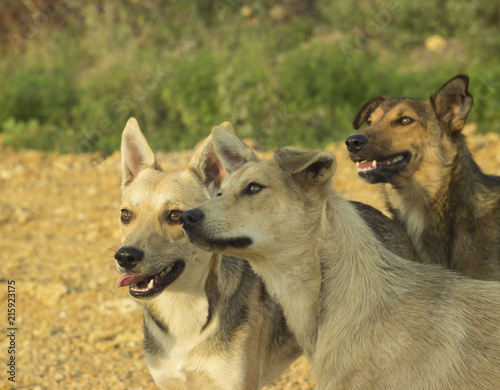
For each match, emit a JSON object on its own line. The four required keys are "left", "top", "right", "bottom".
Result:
{"left": 345, "top": 75, "right": 473, "bottom": 185}
{"left": 115, "top": 118, "right": 230, "bottom": 300}
{"left": 181, "top": 127, "right": 337, "bottom": 261}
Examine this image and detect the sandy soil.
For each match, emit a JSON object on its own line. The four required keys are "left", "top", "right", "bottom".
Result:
{"left": 0, "top": 126, "right": 498, "bottom": 390}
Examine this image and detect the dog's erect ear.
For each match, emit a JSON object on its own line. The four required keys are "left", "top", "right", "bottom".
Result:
{"left": 211, "top": 126, "right": 260, "bottom": 173}
{"left": 431, "top": 75, "right": 473, "bottom": 133}
{"left": 188, "top": 122, "right": 236, "bottom": 195}
{"left": 274, "top": 148, "right": 337, "bottom": 191}
{"left": 352, "top": 96, "right": 388, "bottom": 129}
{"left": 217, "top": 121, "right": 235, "bottom": 134}
{"left": 121, "top": 118, "right": 159, "bottom": 187}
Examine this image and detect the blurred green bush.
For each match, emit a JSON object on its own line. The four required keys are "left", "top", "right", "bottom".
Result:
{"left": 0, "top": 0, "right": 499, "bottom": 153}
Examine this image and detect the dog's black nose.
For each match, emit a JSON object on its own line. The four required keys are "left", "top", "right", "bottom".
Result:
{"left": 180, "top": 209, "right": 204, "bottom": 232}
{"left": 115, "top": 246, "right": 144, "bottom": 270}
{"left": 345, "top": 134, "right": 368, "bottom": 153}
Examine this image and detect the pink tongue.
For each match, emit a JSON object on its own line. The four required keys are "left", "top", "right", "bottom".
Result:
{"left": 117, "top": 274, "right": 151, "bottom": 288}
{"left": 358, "top": 160, "right": 375, "bottom": 170}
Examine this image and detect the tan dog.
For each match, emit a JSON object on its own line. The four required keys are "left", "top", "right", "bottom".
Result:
{"left": 346, "top": 75, "right": 500, "bottom": 280}
{"left": 181, "top": 127, "right": 500, "bottom": 390}
{"left": 115, "top": 119, "right": 300, "bottom": 390}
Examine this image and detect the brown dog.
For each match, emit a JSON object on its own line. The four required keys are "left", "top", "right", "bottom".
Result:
{"left": 346, "top": 75, "right": 500, "bottom": 280}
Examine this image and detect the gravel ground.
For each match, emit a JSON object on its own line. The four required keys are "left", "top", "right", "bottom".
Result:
{"left": 1, "top": 126, "right": 498, "bottom": 390}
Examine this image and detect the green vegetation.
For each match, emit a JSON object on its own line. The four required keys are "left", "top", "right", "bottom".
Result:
{"left": 1, "top": 0, "right": 499, "bottom": 153}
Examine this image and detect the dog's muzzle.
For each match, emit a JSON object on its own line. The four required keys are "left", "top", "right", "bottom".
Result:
{"left": 181, "top": 208, "right": 253, "bottom": 251}
{"left": 345, "top": 133, "right": 411, "bottom": 184}
{"left": 115, "top": 245, "right": 186, "bottom": 299}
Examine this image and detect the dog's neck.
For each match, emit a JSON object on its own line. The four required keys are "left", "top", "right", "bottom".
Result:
{"left": 319, "top": 190, "right": 398, "bottom": 306}
{"left": 245, "top": 223, "right": 324, "bottom": 356}
{"left": 384, "top": 136, "right": 492, "bottom": 267}
{"left": 142, "top": 253, "right": 255, "bottom": 386}
{"left": 243, "top": 189, "right": 403, "bottom": 360}
{"left": 145, "top": 254, "right": 218, "bottom": 340}
{"left": 312, "top": 190, "right": 416, "bottom": 384}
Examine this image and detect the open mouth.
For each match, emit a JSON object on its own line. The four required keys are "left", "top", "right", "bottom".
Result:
{"left": 117, "top": 260, "right": 185, "bottom": 299}
{"left": 353, "top": 153, "right": 411, "bottom": 183}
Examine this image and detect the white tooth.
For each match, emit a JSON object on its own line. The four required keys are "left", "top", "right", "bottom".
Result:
{"left": 148, "top": 279, "right": 155, "bottom": 289}
{"left": 356, "top": 162, "right": 360, "bottom": 167}
{"left": 372, "top": 160, "right": 377, "bottom": 168}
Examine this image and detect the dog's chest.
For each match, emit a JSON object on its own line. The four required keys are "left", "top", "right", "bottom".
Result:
{"left": 385, "top": 182, "right": 433, "bottom": 238}
{"left": 147, "top": 335, "right": 209, "bottom": 382}
{"left": 386, "top": 183, "right": 453, "bottom": 264}
{"left": 143, "top": 293, "right": 244, "bottom": 389}
{"left": 147, "top": 337, "right": 242, "bottom": 390}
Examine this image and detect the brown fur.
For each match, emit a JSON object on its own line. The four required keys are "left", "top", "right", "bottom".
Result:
{"left": 115, "top": 118, "right": 300, "bottom": 390}
{"left": 346, "top": 75, "right": 500, "bottom": 280}
{"left": 182, "top": 128, "right": 500, "bottom": 389}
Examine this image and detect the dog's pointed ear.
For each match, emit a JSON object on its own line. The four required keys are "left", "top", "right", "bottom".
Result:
{"left": 188, "top": 122, "right": 236, "bottom": 195}
{"left": 211, "top": 126, "right": 260, "bottom": 173}
{"left": 121, "top": 118, "right": 159, "bottom": 187}
{"left": 431, "top": 75, "right": 473, "bottom": 133}
{"left": 217, "top": 121, "right": 235, "bottom": 134}
{"left": 274, "top": 148, "right": 337, "bottom": 191}
{"left": 353, "top": 96, "right": 388, "bottom": 129}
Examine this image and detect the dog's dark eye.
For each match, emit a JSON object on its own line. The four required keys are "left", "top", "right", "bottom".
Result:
{"left": 121, "top": 209, "right": 132, "bottom": 223}
{"left": 245, "top": 183, "right": 263, "bottom": 195}
{"left": 216, "top": 192, "right": 222, "bottom": 197}
{"left": 398, "top": 116, "right": 414, "bottom": 126}
{"left": 366, "top": 118, "right": 372, "bottom": 126}
{"left": 168, "top": 210, "right": 182, "bottom": 223}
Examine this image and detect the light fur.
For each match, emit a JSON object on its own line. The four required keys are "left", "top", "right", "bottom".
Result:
{"left": 182, "top": 128, "right": 500, "bottom": 390}
{"left": 116, "top": 118, "right": 300, "bottom": 390}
